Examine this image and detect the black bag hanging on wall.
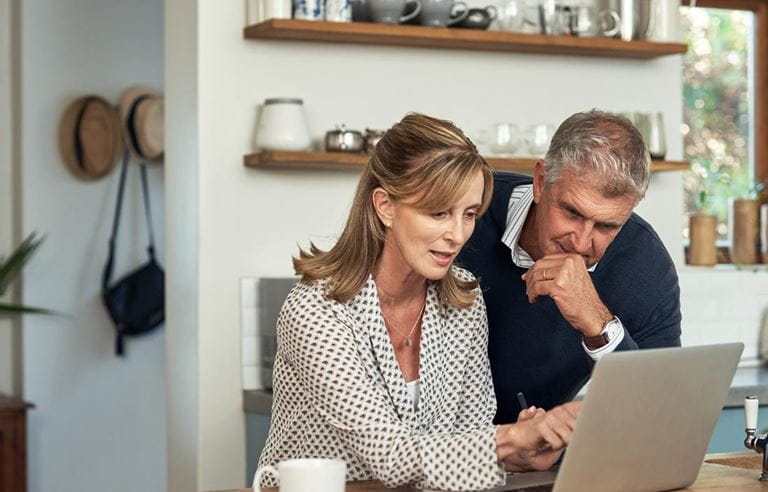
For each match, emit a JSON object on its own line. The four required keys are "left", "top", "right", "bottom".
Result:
{"left": 101, "top": 152, "right": 165, "bottom": 356}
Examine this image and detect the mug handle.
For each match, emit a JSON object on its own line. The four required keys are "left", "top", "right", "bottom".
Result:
{"left": 599, "top": 9, "right": 620, "bottom": 37}
{"left": 447, "top": 1, "right": 470, "bottom": 26}
{"left": 400, "top": 0, "right": 421, "bottom": 23}
{"left": 485, "top": 5, "right": 497, "bottom": 21}
{"left": 252, "top": 465, "right": 279, "bottom": 491}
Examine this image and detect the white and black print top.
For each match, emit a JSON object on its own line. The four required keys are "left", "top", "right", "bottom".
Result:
{"left": 257, "top": 267, "right": 506, "bottom": 491}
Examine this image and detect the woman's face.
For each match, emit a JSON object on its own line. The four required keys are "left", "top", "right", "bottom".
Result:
{"left": 379, "top": 170, "right": 485, "bottom": 281}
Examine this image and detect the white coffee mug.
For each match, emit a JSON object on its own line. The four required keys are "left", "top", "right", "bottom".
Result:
{"left": 264, "top": 0, "right": 292, "bottom": 20}
{"left": 252, "top": 458, "right": 346, "bottom": 492}
{"left": 247, "top": 0, "right": 292, "bottom": 23}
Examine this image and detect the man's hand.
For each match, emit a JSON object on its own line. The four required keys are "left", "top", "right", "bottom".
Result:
{"left": 521, "top": 253, "right": 612, "bottom": 337}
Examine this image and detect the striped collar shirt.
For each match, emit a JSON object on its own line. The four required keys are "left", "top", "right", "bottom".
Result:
{"left": 501, "top": 185, "right": 536, "bottom": 269}
{"left": 501, "top": 184, "right": 597, "bottom": 272}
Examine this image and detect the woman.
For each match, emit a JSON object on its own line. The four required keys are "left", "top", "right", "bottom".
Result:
{"left": 257, "top": 113, "right": 580, "bottom": 491}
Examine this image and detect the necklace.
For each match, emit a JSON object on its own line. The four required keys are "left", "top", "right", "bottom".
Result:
{"left": 380, "top": 298, "right": 426, "bottom": 349}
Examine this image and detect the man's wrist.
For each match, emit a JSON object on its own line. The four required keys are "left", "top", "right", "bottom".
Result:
{"left": 580, "top": 308, "right": 614, "bottom": 338}
{"left": 583, "top": 316, "right": 622, "bottom": 350}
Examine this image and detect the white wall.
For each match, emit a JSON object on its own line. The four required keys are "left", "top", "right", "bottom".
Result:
{"left": 0, "top": 0, "right": 18, "bottom": 396}
{"left": 165, "top": 0, "right": 200, "bottom": 490}
{"left": 164, "top": 1, "right": 687, "bottom": 489}
{"left": 18, "top": 1, "right": 166, "bottom": 491}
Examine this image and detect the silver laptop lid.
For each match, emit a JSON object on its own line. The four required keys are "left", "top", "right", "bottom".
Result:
{"left": 552, "top": 343, "right": 744, "bottom": 492}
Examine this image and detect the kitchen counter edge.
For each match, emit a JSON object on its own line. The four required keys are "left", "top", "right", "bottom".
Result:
{"left": 244, "top": 365, "right": 768, "bottom": 414}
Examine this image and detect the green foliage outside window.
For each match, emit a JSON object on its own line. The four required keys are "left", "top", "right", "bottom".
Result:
{"left": 681, "top": 7, "right": 754, "bottom": 239}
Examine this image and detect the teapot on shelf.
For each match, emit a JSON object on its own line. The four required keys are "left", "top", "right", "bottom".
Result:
{"left": 454, "top": 5, "right": 497, "bottom": 29}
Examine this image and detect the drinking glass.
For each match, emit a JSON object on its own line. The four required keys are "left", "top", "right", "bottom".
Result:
{"left": 490, "top": 123, "right": 520, "bottom": 156}
{"left": 537, "top": 0, "right": 566, "bottom": 35}
{"left": 525, "top": 123, "right": 554, "bottom": 156}
{"left": 634, "top": 112, "right": 666, "bottom": 160}
{"left": 647, "top": 112, "right": 666, "bottom": 160}
{"left": 497, "top": 0, "right": 526, "bottom": 32}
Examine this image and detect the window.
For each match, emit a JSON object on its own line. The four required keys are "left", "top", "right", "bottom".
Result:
{"left": 680, "top": 0, "right": 767, "bottom": 250}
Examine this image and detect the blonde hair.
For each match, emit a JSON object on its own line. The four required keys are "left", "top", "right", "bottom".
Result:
{"left": 294, "top": 113, "right": 493, "bottom": 309}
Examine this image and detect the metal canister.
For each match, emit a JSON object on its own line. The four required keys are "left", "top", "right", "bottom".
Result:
{"left": 325, "top": 125, "right": 364, "bottom": 152}
{"left": 364, "top": 128, "right": 385, "bottom": 153}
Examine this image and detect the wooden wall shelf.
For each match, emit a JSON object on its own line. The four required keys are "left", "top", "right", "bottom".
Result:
{"left": 243, "top": 19, "right": 687, "bottom": 59}
{"left": 243, "top": 151, "right": 690, "bottom": 174}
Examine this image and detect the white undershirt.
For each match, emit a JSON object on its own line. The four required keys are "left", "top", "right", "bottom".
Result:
{"left": 502, "top": 184, "right": 625, "bottom": 360}
{"left": 405, "top": 379, "right": 421, "bottom": 411}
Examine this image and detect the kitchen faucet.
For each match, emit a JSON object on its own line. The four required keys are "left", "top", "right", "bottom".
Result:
{"left": 744, "top": 395, "right": 768, "bottom": 481}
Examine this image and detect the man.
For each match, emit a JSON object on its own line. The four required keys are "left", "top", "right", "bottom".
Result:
{"left": 458, "top": 109, "right": 681, "bottom": 424}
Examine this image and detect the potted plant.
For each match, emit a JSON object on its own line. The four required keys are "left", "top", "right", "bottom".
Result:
{"left": 688, "top": 168, "right": 718, "bottom": 266}
{"left": 729, "top": 178, "right": 763, "bottom": 265}
{"left": 0, "top": 232, "right": 53, "bottom": 315}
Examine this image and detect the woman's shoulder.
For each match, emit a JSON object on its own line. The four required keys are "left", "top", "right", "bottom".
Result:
{"left": 278, "top": 279, "right": 347, "bottom": 341}
{"left": 450, "top": 264, "right": 477, "bottom": 283}
{"left": 282, "top": 278, "right": 337, "bottom": 313}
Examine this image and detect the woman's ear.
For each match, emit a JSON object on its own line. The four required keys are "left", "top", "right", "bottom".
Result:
{"left": 372, "top": 187, "right": 394, "bottom": 227}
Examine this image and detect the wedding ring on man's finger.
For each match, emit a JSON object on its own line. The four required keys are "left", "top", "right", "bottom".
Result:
{"left": 543, "top": 269, "right": 549, "bottom": 280}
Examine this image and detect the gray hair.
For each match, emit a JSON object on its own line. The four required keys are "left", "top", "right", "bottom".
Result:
{"left": 543, "top": 109, "right": 651, "bottom": 203}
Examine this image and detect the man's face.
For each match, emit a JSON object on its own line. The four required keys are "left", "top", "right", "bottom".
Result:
{"left": 532, "top": 163, "right": 636, "bottom": 268}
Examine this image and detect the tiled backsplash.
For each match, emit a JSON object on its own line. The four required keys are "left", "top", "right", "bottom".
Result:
{"left": 679, "top": 268, "right": 768, "bottom": 361}
{"left": 241, "top": 269, "right": 768, "bottom": 389}
{"left": 240, "top": 277, "right": 297, "bottom": 390}
{"left": 240, "top": 278, "right": 260, "bottom": 390}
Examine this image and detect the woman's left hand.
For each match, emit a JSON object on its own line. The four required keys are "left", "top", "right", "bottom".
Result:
{"left": 517, "top": 406, "right": 545, "bottom": 422}
{"left": 498, "top": 401, "right": 582, "bottom": 472}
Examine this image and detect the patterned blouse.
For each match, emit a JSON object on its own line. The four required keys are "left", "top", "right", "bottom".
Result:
{"left": 257, "top": 267, "right": 506, "bottom": 491}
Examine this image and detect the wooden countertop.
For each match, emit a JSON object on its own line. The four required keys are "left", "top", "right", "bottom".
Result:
{"left": 211, "top": 452, "right": 768, "bottom": 491}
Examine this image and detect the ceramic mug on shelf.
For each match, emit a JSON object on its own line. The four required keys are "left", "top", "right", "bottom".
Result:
{"left": 252, "top": 458, "right": 346, "bottom": 492}
{"left": 419, "top": 0, "right": 470, "bottom": 27}
{"left": 248, "top": 0, "right": 292, "bottom": 23}
{"left": 369, "top": 0, "right": 422, "bottom": 24}
{"left": 294, "top": 0, "right": 325, "bottom": 20}
{"left": 568, "top": 6, "right": 620, "bottom": 37}
{"left": 326, "top": 0, "right": 354, "bottom": 21}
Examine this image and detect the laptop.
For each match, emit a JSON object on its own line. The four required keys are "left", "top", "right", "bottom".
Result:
{"left": 499, "top": 343, "right": 744, "bottom": 492}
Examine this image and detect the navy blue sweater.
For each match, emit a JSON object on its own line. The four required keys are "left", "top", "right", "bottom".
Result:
{"left": 458, "top": 172, "right": 682, "bottom": 424}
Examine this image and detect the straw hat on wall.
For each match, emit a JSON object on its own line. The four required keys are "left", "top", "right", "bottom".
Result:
{"left": 58, "top": 95, "right": 124, "bottom": 181}
{"left": 118, "top": 85, "right": 164, "bottom": 164}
